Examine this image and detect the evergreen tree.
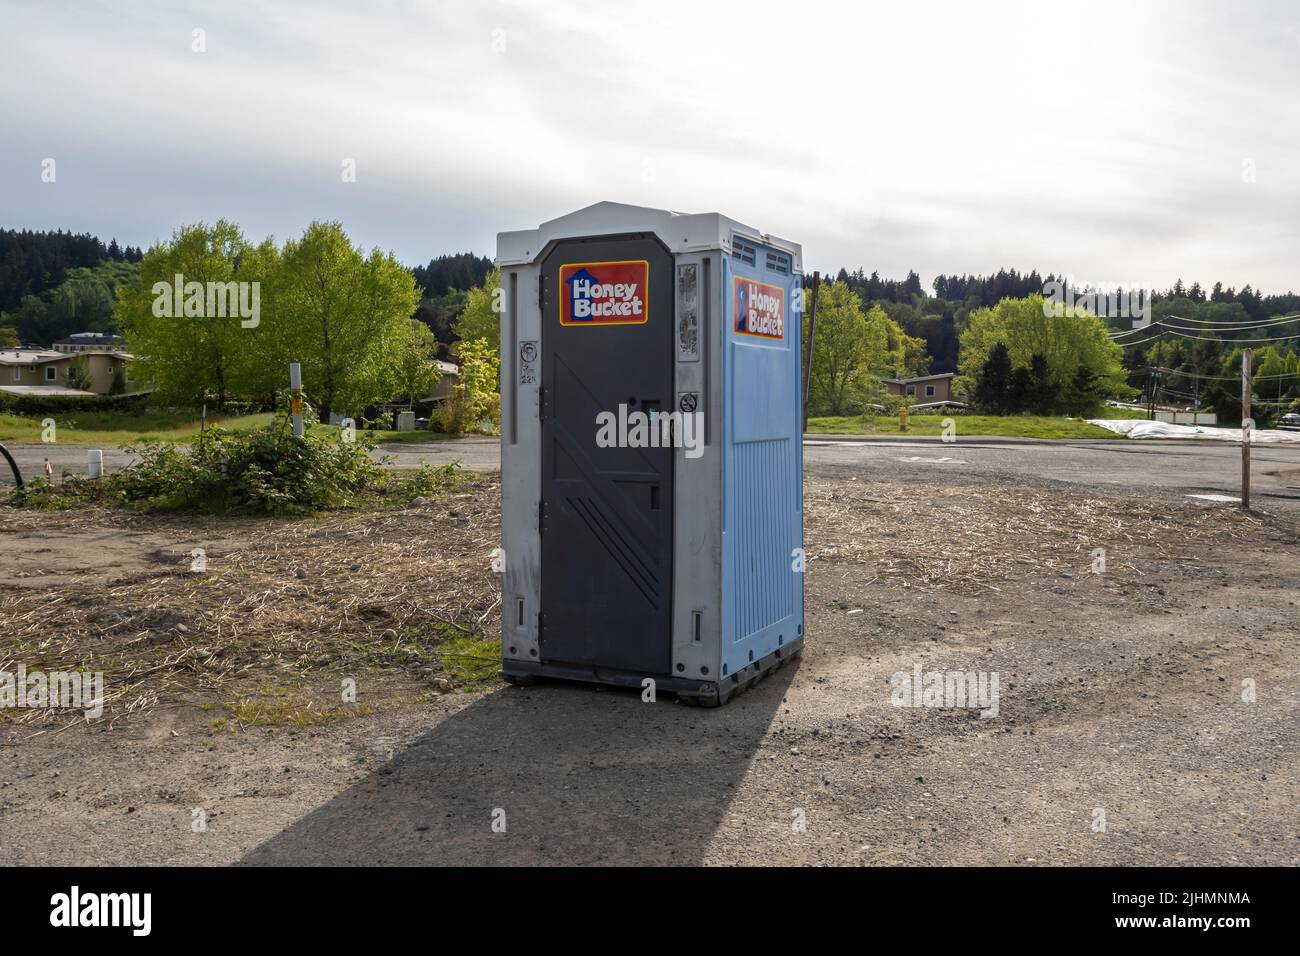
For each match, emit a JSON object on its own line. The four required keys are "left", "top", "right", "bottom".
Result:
{"left": 973, "top": 341, "right": 1013, "bottom": 413}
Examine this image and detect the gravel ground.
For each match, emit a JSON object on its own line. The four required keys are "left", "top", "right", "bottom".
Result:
{"left": 1, "top": 463, "right": 1296, "bottom": 866}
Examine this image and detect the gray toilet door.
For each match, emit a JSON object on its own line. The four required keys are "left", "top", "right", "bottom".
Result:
{"left": 539, "top": 234, "right": 674, "bottom": 676}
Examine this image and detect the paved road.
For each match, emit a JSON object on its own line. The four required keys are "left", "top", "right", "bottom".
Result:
{"left": 7, "top": 435, "right": 1299, "bottom": 514}
{"left": 0, "top": 444, "right": 137, "bottom": 482}
{"left": 376, "top": 434, "right": 1300, "bottom": 514}
{"left": 804, "top": 435, "right": 1300, "bottom": 514}
{"left": 374, "top": 436, "right": 501, "bottom": 473}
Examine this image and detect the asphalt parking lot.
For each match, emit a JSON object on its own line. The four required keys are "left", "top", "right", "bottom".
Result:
{"left": 8, "top": 435, "right": 1299, "bottom": 515}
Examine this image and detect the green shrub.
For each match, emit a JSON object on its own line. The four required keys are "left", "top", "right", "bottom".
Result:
{"left": 0, "top": 391, "right": 150, "bottom": 417}
{"left": 398, "top": 462, "right": 471, "bottom": 500}
{"left": 9, "top": 414, "right": 386, "bottom": 514}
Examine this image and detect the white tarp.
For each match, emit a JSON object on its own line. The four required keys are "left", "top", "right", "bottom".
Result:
{"left": 1087, "top": 419, "right": 1300, "bottom": 443}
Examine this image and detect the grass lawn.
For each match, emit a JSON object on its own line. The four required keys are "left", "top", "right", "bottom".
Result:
{"left": 0, "top": 410, "right": 274, "bottom": 444}
{"left": 0, "top": 408, "right": 460, "bottom": 446}
{"left": 806, "top": 413, "right": 1128, "bottom": 440}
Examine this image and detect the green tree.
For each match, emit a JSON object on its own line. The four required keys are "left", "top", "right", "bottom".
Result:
{"left": 9, "top": 261, "right": 139, "bottom": 345}
{"left": 0, "top": 326, "right": 18, "bottom": 347}
{"left": 116, "top": 221, "right": 261, "bottom": 409}
{"left": 274, "top": 221, "right": 421, "bottom": 422}
{"left": 804, "top": 283, "right": 890, "bottom": 416}
{"left": 451, "top": 268, "right": 501, "bottom": 350}
{"left": 393, "top": 319, "right": 440, "bottom": 408}
{"left": 973, "top": 342, "right": 1013, "bottom": 413}
{"left": 958, "top": 295, "right": 1130, "bottom": 414}
{"left": 434, "top": 337, "right": 500, "bottom": 433}
{"left": 64, "top": 355, "right": 94, "bottom": 391}
{"left": 456, "top": 338, "right": 501, "bottom": 426}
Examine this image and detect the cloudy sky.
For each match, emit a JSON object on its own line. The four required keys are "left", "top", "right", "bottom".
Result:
{"left": 3, "top": 0, "right": 1299, "bottom": 293}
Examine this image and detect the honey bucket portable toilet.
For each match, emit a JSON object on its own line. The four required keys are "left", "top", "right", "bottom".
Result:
{"left": 496, "top": 202, "right": 804, "bottom": 705}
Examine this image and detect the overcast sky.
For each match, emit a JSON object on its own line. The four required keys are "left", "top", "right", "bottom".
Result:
{"left": 3, "top": 0, "right": 1299, "bottom": 294}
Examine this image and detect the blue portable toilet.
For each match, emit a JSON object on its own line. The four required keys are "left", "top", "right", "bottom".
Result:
{"left": 496, "top": 202, "right": 804, "bottom": 705}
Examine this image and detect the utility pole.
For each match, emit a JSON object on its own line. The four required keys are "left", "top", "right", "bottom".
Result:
{"left": 801, "top": 271, "right": 821, "bottom": 433}
{"left": 1241, "top": 348, "right": 1252, "bottom": 511}
{"left": 1192, "top": 364, "right": 1198, "bottom": 427}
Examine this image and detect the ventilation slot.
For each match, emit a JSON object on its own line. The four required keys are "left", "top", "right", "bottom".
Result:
{"left": 732, "top": 237, "right": 757, "bottom": 265}
{"left": 733, "top": 438, "right": 795, "bottom": 640}
{"left": 765, "top": 250, "right": 790, "bottom": 274}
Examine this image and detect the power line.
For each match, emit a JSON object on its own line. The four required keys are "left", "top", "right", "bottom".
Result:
{"left": 1146, "top": 365, "right": 1296, "bottom": 383}
{"left": 1109, "top": 318, "right": 1300, "bottom": 338}
{"left": 1113, "top": 326, "right": 1300, "bottom": 344}
{"left": 1164, "top": 316, "right": 1300, "bottom": 330}
{"left": 1108, "top": 314, "right": 1300, "bottom": 341}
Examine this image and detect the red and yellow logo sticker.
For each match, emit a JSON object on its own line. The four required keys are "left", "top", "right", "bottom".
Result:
{"left": 560, "top": 260, "right": 649, "bottom": 326}
{"left": 733, "top": 276, "right": 785, "bottom": 339}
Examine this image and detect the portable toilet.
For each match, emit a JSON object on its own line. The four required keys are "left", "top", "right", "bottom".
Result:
{"left": 496, "top": 202, "right": 804, "bottom": 705}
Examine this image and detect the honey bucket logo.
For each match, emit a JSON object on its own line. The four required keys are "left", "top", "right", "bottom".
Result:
{"left": 734, "top": 276, "right": 784, "bottom": 339}
{"left": 560, "top": 260, "right": 649, "bottom": 325}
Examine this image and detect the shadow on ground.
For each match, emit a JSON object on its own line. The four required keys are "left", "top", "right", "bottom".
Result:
{"left": 241, "top": 667, "right": 796, "bottom": 865}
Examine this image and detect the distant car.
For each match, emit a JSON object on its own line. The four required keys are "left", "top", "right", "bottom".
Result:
{"left": 1281, "top": 412, "right": 1300, "bottom": 427}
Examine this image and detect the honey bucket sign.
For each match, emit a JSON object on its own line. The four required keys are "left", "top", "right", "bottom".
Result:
{"left": 560, "top": 260, "right": 649, "bottom": 326}
{"left": 733, "top": 276, "right": 785, "bottom": 340}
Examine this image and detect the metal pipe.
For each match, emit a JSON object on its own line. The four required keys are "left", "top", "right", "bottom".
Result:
{"left": 0, "top": 442, "right": 23, "bottom": 489}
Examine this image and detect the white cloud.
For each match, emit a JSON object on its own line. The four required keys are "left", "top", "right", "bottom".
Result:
{"left": 1, "top": 0, "right": 1298, "bottom": 291}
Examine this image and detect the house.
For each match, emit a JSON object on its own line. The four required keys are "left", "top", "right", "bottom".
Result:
{"left": 427, "top": 359, "right": 459, "bottom": 403}
{"left": 883, "top": 372, "right": 956, "bottom": 403}
{"left": 53, "top": 332, "right": 126, "bottom": 353}
{"left": 0, "top": 347, "right": 139, "bottom": 396}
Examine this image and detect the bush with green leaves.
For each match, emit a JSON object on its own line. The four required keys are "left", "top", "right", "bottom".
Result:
{"left": 9, "top": 415, "right": 385, "bottom": 514}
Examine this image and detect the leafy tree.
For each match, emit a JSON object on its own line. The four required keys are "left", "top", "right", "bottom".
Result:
{"left": 0, "top": 228, "right": 122, "bottom": 313}
{"left": 898, "top": 334, "right": 933, "bottom": 378}
{"left": 451, "top": 268, "right": 501, "bottom": 350}
{"left": 958, "top": 294, "right": 1130, "bottom": 414}
{"left": 115, "top": 221, "right": 258, "bottom": 409}
{"left": 275, "top": 221, "right": 421, "bottom": 422}
{"left": 0, "top": 326, "right": 18, "bottom": 347}
{"left": 434, "top": 337, "right": 500, "bottom": 433}
{"left": 3, "top": 261, "right": 136, "bottom": 345}
{"left": 393, "top": 319, "right": 440, "bottom": 408}
{"left": 804, "top": 282, "right": 888, "bottom": 416}
{"left": 64, "top": 355, "right": 94, "bottom": 391}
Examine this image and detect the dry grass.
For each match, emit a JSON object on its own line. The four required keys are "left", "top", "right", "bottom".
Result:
{"left": 0, "top": 474, "right": 503, "bottom": 727}
{"left": 3, "top": 472, "right": 1292, "bottom": 727}
{"left": 804, "top": 476, "right": 1283, "bottom": 592}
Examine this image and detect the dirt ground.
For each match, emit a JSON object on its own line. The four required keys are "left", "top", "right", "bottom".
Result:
{"left": 1, "top": 472, "right": 1296, "bottom": 866}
